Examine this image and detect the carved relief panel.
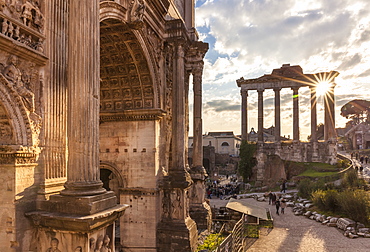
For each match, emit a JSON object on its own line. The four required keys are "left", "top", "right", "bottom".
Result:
{"left": 0, "top": 102, "right": 14, "bottom": 144}
{"left": 0, "top": 0, "right": 45, "bottom": 52}
{"left": 0, "top": 53, "right": 42, "bottom": 146}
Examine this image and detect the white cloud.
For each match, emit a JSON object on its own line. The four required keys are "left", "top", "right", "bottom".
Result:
{"left": 194, "top": 0, "right": 370, "bottom": 138}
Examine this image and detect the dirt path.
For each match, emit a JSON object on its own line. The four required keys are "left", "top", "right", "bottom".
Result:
{"left": 210, "top": 197, "right": 370, "bottom": 252}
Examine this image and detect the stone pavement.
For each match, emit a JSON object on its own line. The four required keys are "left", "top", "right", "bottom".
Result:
{"left": 210, "top": 197, "right": 370, "bottom": 252}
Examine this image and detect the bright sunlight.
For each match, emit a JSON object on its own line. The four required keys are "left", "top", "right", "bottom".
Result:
{"left": 316, "top": 81, "right": 332, "bottom": 96}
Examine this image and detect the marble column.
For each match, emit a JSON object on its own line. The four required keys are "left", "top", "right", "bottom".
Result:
{"left": 241, "top": 89, "right": 248, "bottom": 141}
{"left": 274, "top": 88, "right": 281, "bottom": 142}
{"left": 257, "top": 89, "right": 264, "bottom": 143}
{"left": 324, "top": 83, "right": 336, "bottom": 141}
{"left": 192, "top": 67, "right": 203, "bottom": 168}
{"left": 292, "top": 87, "right": 300, "bottom": 142}
{"left": 62, "top": 0, "right": 105, "bottom": 196}
{"left": 310, "top": 87, "right": 317, "bottom": 142}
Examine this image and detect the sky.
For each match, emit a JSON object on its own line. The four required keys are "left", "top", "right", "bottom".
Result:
{"left": 190, "top": 0, "right": 370, "bottom": 140}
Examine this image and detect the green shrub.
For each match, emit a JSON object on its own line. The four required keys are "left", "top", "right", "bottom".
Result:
{"left": 338, "top": 190, "right": 370, "bottom": 225}
{"left": 297, "top": 178, "right": 325, "bottom": 199}
{"left": 312, "top": 189, "right": 340, "bottom": 213}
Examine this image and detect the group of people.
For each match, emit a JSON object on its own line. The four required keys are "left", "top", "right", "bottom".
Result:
{"left": 206, "top": 182, "right": 240, "bottom": 199}
{"left": 268, "top": 192, "right": 286, "bottom": 215}
{"left": 350, "top": 152, "right": 369, "bottom": 164}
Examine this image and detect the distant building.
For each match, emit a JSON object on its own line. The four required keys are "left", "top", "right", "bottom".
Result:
{"left": 189, "top": 131, "right": 241, "bottom": 156}
{"left": 345, "top": 122, "right": 370, "bottom": 149}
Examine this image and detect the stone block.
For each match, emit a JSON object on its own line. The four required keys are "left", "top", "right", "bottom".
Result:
{"left": 336, "top": 218, "right": 356, "bottom": 230}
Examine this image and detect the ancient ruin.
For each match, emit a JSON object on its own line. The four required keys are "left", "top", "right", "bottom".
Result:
{"left": 0, "top": 1, "right": 209, "bottom": 251}
{"left": 237, "top": 64, "right": 340, "bottom": 184}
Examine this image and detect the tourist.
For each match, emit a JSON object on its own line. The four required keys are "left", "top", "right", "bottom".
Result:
{"left": 280, "top": 199, "right": 286, "bottom": 214}
{"left": 365, "top": 156, "right": 368, "bottom": 164}
{"left": 280, "top": 180, "right": 286, "bottom": 193}
{"left": 360, "top": 156, "right": 364, "bottom": 163}
{"left": 275, "top": 198, "right": 280, "bottom": 215}
{"left": 271, "top": 193, "right": 277, "bottom": 205}
{"left": 268, "top": 191, "right": 273, "bottom": 205}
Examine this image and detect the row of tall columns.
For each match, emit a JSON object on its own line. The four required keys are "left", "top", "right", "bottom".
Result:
{"left": 240, "top": 86, "right": 336, "bottom": 143}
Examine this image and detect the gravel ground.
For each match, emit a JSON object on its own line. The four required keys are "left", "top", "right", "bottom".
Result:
{"left": 210, "top": 197, "right": 370, "bottom": 252}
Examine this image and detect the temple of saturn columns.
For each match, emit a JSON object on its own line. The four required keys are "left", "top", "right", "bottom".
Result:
{"left": 237, "top": 64, "right": 339, "bottom": 182}
{"left": 0, "top": 1, "right": 209, "bottom": 251}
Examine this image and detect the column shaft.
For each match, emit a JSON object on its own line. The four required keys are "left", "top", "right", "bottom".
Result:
{"left": 274, "top": 88, "right": 281, "bottom": 142}
{"left": 324, "top": 84, "right": 336, "bottom": 141}
{"left": 63, "top": 0, "right": 104, "bottom": 195}
{"left": 241, "top": 90, "right": 248, "bottom": 141}
{"left": 292, "top": 87, "right": 300, "bottom": 141}
{"left": 310, "top": 87, "right": 317, "bottom": 142}
{"left": 257, "top": 89, "right": 264, "bottom": 142}
{"left": 193, "top": 68, "right": 203, "bottom": 167}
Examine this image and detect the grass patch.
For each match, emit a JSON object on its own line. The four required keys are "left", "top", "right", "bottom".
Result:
{"left": 299, "top": 168, "right": 338, "bottom": 177}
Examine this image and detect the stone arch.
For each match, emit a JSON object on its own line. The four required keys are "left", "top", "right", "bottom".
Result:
{"left": 99, "top": 161, "right": 125, "bottom": 188}
{"left": 0, "top": 74, "right": 33, "bottom": 146}
{"left": 99, "top": 5, "right": 160, "bottom": 112}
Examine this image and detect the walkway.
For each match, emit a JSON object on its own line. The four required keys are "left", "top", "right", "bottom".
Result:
{"left": 210, "top": 197, "right": 370, "bottom": 252}
{"left": 338, "top": 151, "right": 370, "bottom": 182}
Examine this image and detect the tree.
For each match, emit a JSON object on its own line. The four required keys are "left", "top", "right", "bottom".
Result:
{"left": 340, "top": 99, "right": 370, "bottom": 125}
{"left": 238, "top": 141, "right": 257, "bottom": 181}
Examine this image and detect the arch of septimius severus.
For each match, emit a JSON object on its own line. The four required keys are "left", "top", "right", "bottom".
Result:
{"left": 0, "top": 1, "right": 210, "bottom": 251}
{"left": 237, "top": 64, "right": 339, "bottom": 183}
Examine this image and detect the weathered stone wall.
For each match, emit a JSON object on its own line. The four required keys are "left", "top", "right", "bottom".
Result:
{"left": 100, "top": 119, "right": 161, "bottom": 250}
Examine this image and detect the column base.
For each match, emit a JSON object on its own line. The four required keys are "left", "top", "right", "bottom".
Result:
{"left": 26, "top": 204, "right": 128, "bottom": 251}
{"left": 39, "top": 191, "right": 118, "bottom": 215}
{"left": 157, "top": 217, "right": 198, "bottom": 252}
{"left": 190, "top": 201, "right": 212, "bottom": 231}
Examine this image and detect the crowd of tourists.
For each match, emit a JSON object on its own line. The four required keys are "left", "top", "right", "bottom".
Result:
{"left": 206, "top": 182, "right": 240, "bottom": 199}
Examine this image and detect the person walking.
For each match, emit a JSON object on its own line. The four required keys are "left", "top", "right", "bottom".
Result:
{"left": 275, "top": 198, "right": 280, "bottom": 215}
{"left": 280, "top": 180, "right": 286, "bottom": 193}
{"left": 271, "top": 193, "right": 277, "bottom": 206}
{"left": 280, "top": 199, "right": 286, "bottom": 214}
{"left": 268, "top": 191, "right": 273, "bottom": 205}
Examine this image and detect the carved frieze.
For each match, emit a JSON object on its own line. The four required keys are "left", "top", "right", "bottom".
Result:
{"left": 0, "top": 0, "right": 45, "bottom": 53}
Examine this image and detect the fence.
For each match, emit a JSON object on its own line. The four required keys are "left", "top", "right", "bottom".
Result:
{"left": 214, "top": 214, "right": 259, "bottom": 252}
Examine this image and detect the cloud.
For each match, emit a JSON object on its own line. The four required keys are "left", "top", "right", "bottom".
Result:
{"left": 195, "top": 0, "right": 370, "bottom": 136}
{"left": 204, "top": 100, "right": 240, "bottom": 112}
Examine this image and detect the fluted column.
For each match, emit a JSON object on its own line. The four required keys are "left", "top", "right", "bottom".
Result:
{"left": 324, "top": 83, "right": 336, "bottom": 141}
{"left": 62, "top": 0, "right": 104, "bottom": 196}
{"left": 274, "top": 88, "right": 281, "bottom": 142}
{"left": 292, "top": 87, "right": 300, "bottom": 142}
{"left": 241, "top": 90, "right": 248, "bottom": 141}
{"left": 310, "top": 87, "right": 317, "bottom": 142}
{"left": 193, "top": 67, "right": 203, "bottom": 168}
{"left": 257, "top": 89, "right": 264, "bottom": 143}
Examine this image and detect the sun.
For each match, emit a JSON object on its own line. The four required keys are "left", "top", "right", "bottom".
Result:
{"left": 316, "top": 81, "right": 332, "bottom": 97}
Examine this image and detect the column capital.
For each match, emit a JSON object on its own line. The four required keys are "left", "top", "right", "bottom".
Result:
{"left": 291, "top": 87, "right": 300, "bottom": 92}
{"left": 273, "top": 87, "right": 282, "bottom": 92}
{"left": 240, "top": 89, "right": 248, "bottom": 96}
{"left": 257, "top": 88, "right": 265, "bottom": 93}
